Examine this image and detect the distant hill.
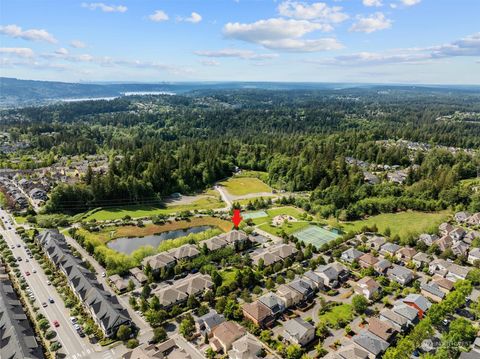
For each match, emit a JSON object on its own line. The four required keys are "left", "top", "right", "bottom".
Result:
{"left": 1, "top": 77, "right": 479, "bottom": 108}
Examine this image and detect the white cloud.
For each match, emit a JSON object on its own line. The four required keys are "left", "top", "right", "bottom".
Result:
{"left": 200, "top": 59, "right": 220, "bottom": 66}
{"left": 316, "top": 32, "right": 480, "bottom": 66}
{"left": 400, "top": 0, "right": 421, "bottom": 6}
{"left": 363, "top": 0, "right": 383, "bottom": 7}
{"left": 81, "top": 2, "right": 127, "bottom": 13}
{"left": 149, "top": 10, "right": 169, "bottom": 22}
{"left": 55, "top": 48, "right": 69, "bottom": 55}
{"left": 195, "top": 48, "right": 278, "bottom": 60}
{"left": 70, "top": 40, "right": 87, "bottom": 48}
{"left": 350, "top": 12, "right": 392, "bottom": 33}
{"left": 277, "top": 1, "right": 349, "bottom": 23}
{"left": 0, "top": 47, "right": 35, "bottom": 58}
{"left": 0, "top": 24, "right": 57, "bottom": 43}
{"left": 223, "top": 18, "right": 342, "bottom": 52}
{"left": 178, "top": 12, "right": 202, "bottom": 24}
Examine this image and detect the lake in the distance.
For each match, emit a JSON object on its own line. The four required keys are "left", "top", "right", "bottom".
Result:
{"left": 107, "top": 225, "right": 211, "bottom": 254}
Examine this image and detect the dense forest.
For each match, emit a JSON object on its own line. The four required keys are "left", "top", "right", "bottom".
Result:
{"left": 1, "top": 87, "right": 479, "bottom": 218}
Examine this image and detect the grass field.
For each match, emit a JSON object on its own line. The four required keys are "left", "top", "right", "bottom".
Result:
{"left": 318, "top": 304, "right": 353, "bottom": 327}
{"left": 237, "top": 196, "right": 276, "bottom": 206}
{"left": 245, "top": 206, "right": 309, "bottom": 235}
{"left": 328, "top": 210, "right": 451, "bottom": 238}
{"left": 81, "top": 196, "right": 224, "bottom": 222}
{"left": 220, "top": 269, "right": 237, "bottom": 287}
{"left": 219, "top": 176, "right": 272, "bottom": 196}
{"left": 78, "top": 216, "right": 232, "bottom": 245}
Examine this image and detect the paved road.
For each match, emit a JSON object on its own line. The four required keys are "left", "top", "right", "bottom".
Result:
{"left": 0, "top": 208, "right": 123, "bottom": 359}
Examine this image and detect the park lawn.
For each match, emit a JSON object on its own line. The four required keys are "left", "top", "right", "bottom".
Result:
{"left": 251, "top": 206, "right": 305, "bottom": 226}
{"left": 258, "top": 221, "right": 310, "bottom": 236}
{"left": 328, "top": 210, "right": 451, "bottom": 239}
{"left": 82, "top": 196, "right": 224, "bottom": 221}
{"left": 318, "top": 304, "right": 353, "bottom": 327}
{"left": 79, "top": 216, "right": 232, "bottom": 245}
{"left": 219, "top": 176, "right": 272, "bottom": 196}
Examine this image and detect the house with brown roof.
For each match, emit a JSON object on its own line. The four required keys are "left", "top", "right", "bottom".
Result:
{"left": 367, "top": 317, "right": 397, "bottom": 343}
{"left": 129, "top": 267, "right": 147, "bottom": 284}
{"left": 242, "top": 301, "right": 273, "bottom": 328}
{"left": 141, "top": 252, "right": 176, "bottom": 273}
{"left": 439, "top": 222, "right": 454, "bottom": 236}
{"left": 108, "top": 274, "right": 129, "bottom": 293}
{"left": 435, "top": 235, "right": 453, "bottom": 252}
{"left": 174, "top": 273, "right": 214, "bottom": 297}
{"left": 210, "top": 321, "right": 246, "bottom": 353}
{"left": 467, "top": 213, "right": 480, "bottom": 226}
{"left": 166, "top": 244, "right": 200, "bottom": 261}
{"left": 353, "top": 276, "right": 380, "bottom": 300}
{"left": 396, "top": 247, "right": 417, "bottom": 262}
{"left": 154, "top": 286, "right": 188, "bottom": 308}
{"left": 359, "top": 253, "right": 379, "bottom": 268}
{"left": 432, "top": 275, "right": 454, "bottom": 294}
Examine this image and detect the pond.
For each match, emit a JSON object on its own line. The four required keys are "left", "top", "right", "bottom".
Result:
{"left": 107, "top": 225, "right": 211, "bottom": 254}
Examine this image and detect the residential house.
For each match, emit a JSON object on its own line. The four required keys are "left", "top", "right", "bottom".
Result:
{"left": 359, "top": 253, "right": 379, "bottom": 269}
{"left": 122, "top": 339, "right": 192, "bottom": 359}
{"left": 412, "top": 252, "right": 431, "bottom": 269}
{"left": 387, "top": 265, "right": 414, "bottom": 285}
{"left": 302, "top": 270, "right": 325, "bottom": 291}
{"left": 154, "top": 286, "right": 188, "bottom": 308}
{"left": 276, "top": 284, "right": 304, "bottom": 308}
{"left": 367, "top": 318, "right": 397, "bottom": 343}
{"left": 166, "top": 244, "right": 200, "bottom": 261}
{"left": 282, "top": 318, "right": 315, "bottom": 346}
{"left": 450, "top": 227, "right": 466, "bottom": 241}
{"left": 455, "top": 211, "right": 471, "bottom": 223}
{"left": 429, "top": 259, "right": 451, "bottom": 277}
{"left": 418, "top": 233, "right": 438, "bottom": 247}
{"left": 452, "top": 241, "right": 469, "bottom": 257}
{"left": 0, "top": 279, "right": 45, "bottom": 359}
{"left": 467, "top": 213, "right": 480, "bottom": 226}
{"left": 366, "top": 236, "right": 386, "bottom": 250}
{"left": 400, "top": 294, "right": 431, "bottom": 319}
{"left": 352, "top": 330, "right": 390, "bottom": 358}
{"left": 380, "top": 243, "right": 401, "bottom": 257}
{"left": 420, "top": 282, "right": 445, "bottom": 303}
{"left": 141, "top": 252, "right": 176, "bottom": 273}
{"left": 439, "top": 222, "right": 454, "bottom": 236}
{"left": 464, "top": 231, "right": 480, "bottom": 244}
{"left": 242, "top": 301, "right": 273, "bottom": 328}
{"left": 228, "top": 334, "right": 264, "bottom": 359}
{"left": 251, "top": 249, "right": 282, "bottom": 267}
{"left": 109, "top": 274, "right": 129, "bottom": 293}
{"left": 199, "top": 236, "right": 228, "bottom": 252}
{"left": 196, "top": 310, "right": 225, "bottom": 336}
{"left": 323, "top": 344, "right": 369, "bottom": 359}
{"left": 435, "top": 235, "right": 453, "bottom": 252}
{"left": 468, "top": 248, "right": 480, "bottom": 265}
{"left": 446, "top": 263, "right": 471, "bottom": 282}
{"left": 258, "top": 292, "right": 285, "bottom": 317}
{"left": 341, "top": 248, "right": 364, "bottom": 263}
{"left": 373, "top": 259, "right": 391, "bottom": 274}
{"left": 269, "top": 243, "right": 298, "bottom": 260}
{"left": 432, "top": 275, "right": 454, "bottom": 294}
{"left": 379, "top": 308, "right": 409, "bottom": 332}
{"left": 353, "top": 276, "right": 380, "bottom": 300}
{"left": 396, "top": 247, "right": 417, "bottom": 263}
{"left": 173, "top": 273, "right": 214, "bottom": 297}
{"left": 210, "top": 321, "right": 246, "bottom": 353}
{"left": 287, "top": 277, "right": 315, "bottom": 301}
{"left": 129, "top": 267, "right": 147, "bottom": 284}
{"left": 392, "top": 304, "right": 419, "bottom": 326}
{"left": 316, "top": 262, "right": 349, "bottom": 288}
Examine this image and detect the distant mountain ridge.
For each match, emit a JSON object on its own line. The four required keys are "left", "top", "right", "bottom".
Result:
{"left": 1, "top": 77, "right": 479, "bottom": 108}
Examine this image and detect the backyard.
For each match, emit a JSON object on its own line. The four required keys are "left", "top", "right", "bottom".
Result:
{"left": 318, "top": 303, "right": 354, "bottom": 328}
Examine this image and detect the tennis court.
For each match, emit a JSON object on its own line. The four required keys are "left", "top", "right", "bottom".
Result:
{"left": 294, "top": 225, "right": 340, "bottom": 248}
{"left": 243, "top": 210, "right": 268, "bottom": 220}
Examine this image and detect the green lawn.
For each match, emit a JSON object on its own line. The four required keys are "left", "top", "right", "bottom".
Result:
{"left": 219, "top": 176, "right": 272, "bottom": 196}
{"left": 220, "top": 269, "right": 237, "bottom": 286}
{"left": 82, "top": 196, "right": 224, "bottom": 221}
{"left": 328, "top": 210, "right": 451, "bottom": 238}
{"left": 318, "top": 303, "right": 353, "bottom": 327}
{"left": 244, "top": 206, "right": 310, "bottom": 235}
{"left": 14, "top": 216, "right": 27, "bottom": 224}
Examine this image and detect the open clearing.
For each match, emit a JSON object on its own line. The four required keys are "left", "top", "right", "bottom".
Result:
{"left": 328, "top": 210, "right": 451, "bottom": 238}
{"left": 219, "top": 176, "right": 272, "bottom": 196}
{"left": 318, "top": 304, "right": 353, "bottom": 327}
{"left": 78, "top": 216, "right": 232, "bottom": 244}
{"left": 80, "top": 195, "right": 224, "bottom": 222}
{"left": 244, "top": 206, "right": 310, "bottom": 235}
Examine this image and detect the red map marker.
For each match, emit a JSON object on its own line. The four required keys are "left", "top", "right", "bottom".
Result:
{"left": 232, "top": 209, "right": 242, "bottom": 229}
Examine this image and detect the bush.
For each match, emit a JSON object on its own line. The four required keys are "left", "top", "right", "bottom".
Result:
{"left": 126, "top": 339, "right": 139, "bottom": 349}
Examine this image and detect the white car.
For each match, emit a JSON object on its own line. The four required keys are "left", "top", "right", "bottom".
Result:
{"left": 70, "top": 317, "right": 77, "bottom": 324}
{"left": 101, "top": 272, "right": 106, "bottom": 278}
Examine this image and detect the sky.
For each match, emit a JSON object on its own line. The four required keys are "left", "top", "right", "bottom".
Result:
{"left": 0, "top": 0, "right": 479, "bottom": 84}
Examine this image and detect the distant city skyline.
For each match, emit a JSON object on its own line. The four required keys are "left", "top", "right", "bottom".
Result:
{"left": 1, "top": 0, "right": 479, "bottom": 84}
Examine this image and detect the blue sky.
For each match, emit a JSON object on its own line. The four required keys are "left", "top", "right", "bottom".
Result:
{"left": 1, "top": 0, "right": 479, "bottom": 84}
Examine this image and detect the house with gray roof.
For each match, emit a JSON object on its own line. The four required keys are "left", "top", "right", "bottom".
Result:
{"left": 418, "top": 233, "right": 438, "bottom": 246}
{"left": 316, "top": 262, "right": 349, "bottom": 288}
{"left": 0, "top": 279, "right": 45, "bottom": 359}
{"left": 380, "top": 243, "right": 401, "bottom": 256}
{"left": 37, "top": 229, "right": 132, "bottom": 337}
{"left": 352, "top": 330, "right": 390, "bottom": 357}
{"left": 166, "top": 243, "right": 200, "bottom": 261}
{"left": 141, "top": 252, "right": 176, "bottom": 273}
{"left": 421, "top": 281, "right": 445, "bottom": 302}
{"left": 302, "top": 270, "right": 325, "bottom": 290}
{"left": 392, "top": 304, "right": 419, "bottom": 326}
{"left": 195, "top": 310, "right": 225, "bottom": 336}
{"left": 373, "top": 259, "right": 391, "bottom": 274}
{"left": 379, "top": 308, "right": 409, "bottom": 332}
{"left": 287, "top": 277, "right": 315, "bottom": 301}
{"left": 258, "top": 292, "right": 285, "bottom": 317}
{"left": 468, "top": 247, "right": 480, "bottom": 265}
{"left": 341, "top": 248, "right": 364, "bottom": 263}
{"left": 387, "top": 265, "right": 414, "bottom": 285}
{"left": 283, "top": 317, "right": 315, "bottom": 346}
{"left": 400, "top": 294, "right": 431, "bottom": 318}
{"left": 323, "top": 344, "right": 369, "bottom": 359}
{"left": 228, "top": 334, "right": 264, "bottom": 359}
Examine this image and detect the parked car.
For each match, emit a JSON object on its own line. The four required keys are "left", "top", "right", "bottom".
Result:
{"left": 25, "top": 271, "right": 30, "bottom": 276}
{"left": 53, "top": 320, "right": 60, "bottom": 327}
{"left": 42, "top": 302, "right": 47, "bottom": 308}
{"left": 48, "top": 297, "right": 54, "bottom": 303}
